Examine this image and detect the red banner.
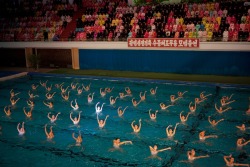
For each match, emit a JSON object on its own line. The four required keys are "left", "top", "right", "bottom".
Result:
{"left": 127, "top": 38, "right": 199, "bottom": 48}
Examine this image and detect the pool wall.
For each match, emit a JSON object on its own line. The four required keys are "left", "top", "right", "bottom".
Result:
{"left": 79, "top": 50, "right": 250, "bottom": 76}
{"left": 0, "top": 42, "right": 250, "bottom": 76}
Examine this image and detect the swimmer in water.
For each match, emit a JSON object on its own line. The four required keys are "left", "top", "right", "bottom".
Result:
{"left": 150, "top": 87, "right": 158, "bottom": 95}
{"left": 148, "top": 145, "right": 171, "bottom": 160}
{"left": 132, "top": 98, "right": 142, "bottom": 107}
{"left": 117, "top": 106, "right": 128, "bottom": 117}
{"left": 180, "top": 111, "right": 191, "bottom": 123}
{"left": 110, "top": 96, "right": 119, "bottom": 105}
{"left": 95, "top": 102, "right": 105, "bottom": 114}
{"left": 17, "top": 122, "right": 25, "bottom": 135}
{"left": 223, "top": 154, "right": 250, "bottom": 167}
{"left": 160, "top": 103, "right": 174, "bottom": 110}
{"left": 10, "top": 89, "right": 20, "bottom": 97}
{"left": 189, "top": 101, "right": 197, "bottom": 112}
{"left": 70, "top": 82, "right": 78, "bottom": 90}
{"left": 3, "top": 106, "right": 11, "bottom": 116}
{"left": 187, "top": 149, "right": 209, "bottom": 161}
{"left": 199, "top": 131, "right": 218, "bottom": 141}
{"left": 131, "top": 119, "right": 142, "bottom": 133}
{"left": 23, "top": 107, "right": 33, "bottom": 118}
{"left": 166, "top": 123, "right": 179, "bottom": 138}
{"left": 237, "top": 138, "right": 250, "bottom": 147}
{"left": 45, "top": 84, "right": 52, "bottom": 92}
{"left": 221, "top": 98, "right": 235, "bottom": 107}
{"left": 200, "top": 91, "right": 212, "bottom": 100}
{"left": 46, "top": 92, "right": 56, "bottom": 100}
{"left": 119, "top": 92, "right": 131, "bottom": 99}
{"left": 178, "top": 91, "right": 188, "bottom": 97}
{"left": 112, "top": 138, "right": 132, "bottom": 150}
{"left": 139, "top": 91, "right": 147, "bottom": 101}
{"left": 100, "top": 88, "right": 106, "bottom": 97}
{"left": 195, "top": 97, "right": 206, "bottom": 104}
{"left": 61, "top": 85, "right": 69, "bottom": 94}
{"left": 72, "top": 131, "right": 82, "bottom": 146}
{"left": 10, "top": 97, "right": 20, "bottom": 106}
{"left": 31, "top": 84, "right": 39, "bottom": 90}
{"left": 27, "top": 100, "right": 35, "bottom": 108}
{"left": 236, "top": 124, "right": 250, "bottom": 131}
{"left": 87, "top": 93, "right": 95, "bottom": 103}
{"left": 40, "top": 80, "right": 48, "bottom": 87}
{"left": 222, "top": 94, "right": 234, "bottom": 101}
{"left": 97, "top": 114, "right": 109, "bottom": 128}
{"left": 208, "top": 116, "right": 224, "bottom": 126}
{"left": 83, "top": 83, "right": 91, "bottom": 91}
{"left": 70, "top": 111, "right": 82, "bottom": 125}
{"left": 44, "top": 124, "right": 54, "bottom": 139}
{"left": 149, "top": 109, "right": 158, "bottom": 120}
{"left": 43, "top": 101, "right": 54, "bottom": 109}
{"left": 77, "top": 85, "right": 84, "bottom": 95}
{"left": 105, "top": 87, "right": 114, "bottom": 93}
{"left": 55, "top": 82, "right": 64, "bottom": 89}
{"left": 125, "top": 87, "right": 132, "bottom": 95}
{"left": 47, "top": 112, "right": 61, "bottom": 123}
{"left": 215, "top": 103, "right": 232, "bottom": 114}
{"left": 71, "top": 99, "right": 79, "bottom": 110}
{"left": 61, "top": 91, "right": 70, "bottom": 101}
{"left": 170, "top": 95, "right": 182, "bottom": 103}
{"left": 28, "top": 90, "right": 39, "bottom": 99}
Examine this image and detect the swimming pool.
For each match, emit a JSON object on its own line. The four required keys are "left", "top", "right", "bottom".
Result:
{"left": 0, "top": 74, "right": 249, "bottom": 167}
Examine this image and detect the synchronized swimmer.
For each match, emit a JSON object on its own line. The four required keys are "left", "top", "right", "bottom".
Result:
{"left": 95, "top": 102, "right": 105, "bottom": 114}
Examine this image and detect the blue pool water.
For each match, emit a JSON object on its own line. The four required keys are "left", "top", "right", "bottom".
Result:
{"left": 0, "top": 74, "right": 250, "bottom": 167}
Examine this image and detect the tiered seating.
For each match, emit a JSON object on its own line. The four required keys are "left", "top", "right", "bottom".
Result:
{"left": 73, "top": 0, "right": 250, "bottom": 42}
{"left": 0, "top": 0, "right": 249, "bottom": 42}
{"left": 0, "top": 0, "right": 74, "bottom": 41}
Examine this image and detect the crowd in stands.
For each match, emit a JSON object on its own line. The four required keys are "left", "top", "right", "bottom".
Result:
{"left": 0, "top": 0, "right": 76, "bottom": 41}
{"left": 1, "top": 0, "right": 250, "bottom": 42}
{"left": 74, "top": 0, "right": 250, "bottom": 42}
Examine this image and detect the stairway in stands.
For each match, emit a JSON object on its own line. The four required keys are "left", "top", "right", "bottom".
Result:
{"left": 59, "top": 9, "right": 83, "bottom": 41}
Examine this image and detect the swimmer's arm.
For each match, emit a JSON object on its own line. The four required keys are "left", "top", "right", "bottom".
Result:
{"left": 223, "top": 107, "right": 232, "bottom": 112}
{"left": 155, "top": 110, "right": 158, "bottom": 117}
{"left": 44, "top": 124, "right": 49, "bottom": 136}
{"left": 43, "top": 101, "right": 49, "bottom": 107}
{"left": 180, "top": 111, "right": 183, "bottom": 120}
{"left": 101, "top": 103, "right": 105, "bottom": 109}
{"left": 149, "top": 109, "right": 152, "bottom": 117}
{"left": 157, "top": 147, "right": 171, "bottom": 152}
{"left": 166, "top": 125, "right": 171, "bottom": 135}
{"left": 55, "top": 112, "right": 60, "bottom": 119}
{"left": 186, "top": 112, "right": 191, "bottom": 120}
{"left": 119, "top": 141, "right": 132, "bottom": 145}
{"left": 208, "top": 116, "right": 212, "bottom": 124}
{"left": 223, "top": 155, "right": 230, "bottom": 164}
{"left": 72, "top": 133, "right": 77, "bottom": 140}
{"left": 70, "top": 112, "right": 74, "bottom": 121}
{"left": 65, "top": 86, "right": 69, "bottom": 91}
{"left": 131, "top": 121, "right": 135, "bottom": 129}
{"left": 17, "top": 123, "right": 20, "bottom": 132}
{"left": 217, "top": 118, "right": 224, "bottom": 124}
{"left": 23, "top": 108, "right": 28, "bottom": 116}
{"left": 47, "top": 112, "right": 51, "bottom": 120}
{"left": 173, "top": 123, "right": 179, "bottom": 134}
{"left": 104, "top": 115, "right": 109, "bottom": 123}
{"left": 229, "top": 94, "right": 234, "bottom": 100}
{"left": 78, "top": 112, "right": 81, "bottom": 121}
{"left": 138, "top": 119, "right": 142, "bottom": 130}
{"left": 16, "top": 98, "right": 20, "bottom": 103}
{"left": 4, "top": 106, "right": 7, "bottom": 114}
